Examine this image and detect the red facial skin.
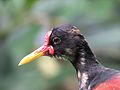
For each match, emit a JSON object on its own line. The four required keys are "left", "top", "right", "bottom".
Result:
{"left": 36, "top": 31, "right": 54, "bottom": 55}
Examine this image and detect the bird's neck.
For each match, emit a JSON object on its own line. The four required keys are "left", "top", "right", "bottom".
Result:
{"left": 71, "top": 41, "right": 103, "bottom": 90}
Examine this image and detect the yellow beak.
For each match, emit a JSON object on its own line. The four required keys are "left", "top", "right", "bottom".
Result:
{"left": 18, "top": 51, "right": 45, "bottom": 66}
{"left": 18, "top": 45, "right": 48, "bottom": 66}
{"left": 18, "top": 31, "right": 54, "bottom": 66}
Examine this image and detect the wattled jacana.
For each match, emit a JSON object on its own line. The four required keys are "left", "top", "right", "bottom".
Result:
{"left": 19, "top": 24, "right": 120, "bottom": 90}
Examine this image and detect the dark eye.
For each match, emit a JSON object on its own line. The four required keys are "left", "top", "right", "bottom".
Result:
{"left": 53, "top": 37, "right": 61, "bottom": 44}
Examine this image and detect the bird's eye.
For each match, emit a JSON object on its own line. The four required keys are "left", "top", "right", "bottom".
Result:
{"left": 53, "top": 37, "right": 61, "bottom": 44}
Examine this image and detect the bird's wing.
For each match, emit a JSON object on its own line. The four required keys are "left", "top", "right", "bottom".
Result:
{"left": 93, "top": 74, "right": 120, "bottom": 90}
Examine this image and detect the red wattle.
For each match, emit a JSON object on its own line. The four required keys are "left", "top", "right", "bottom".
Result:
{"left": 48, "top": 45, "right": 54, "bottom": 55}
{"left": 44, "top": 31, "right": 52, "bottom": 46}
{"left": 43, "top": 31, "right": 54, "bottom": 55}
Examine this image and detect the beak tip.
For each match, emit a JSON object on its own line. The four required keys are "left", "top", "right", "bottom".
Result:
{"left": 18, "top": 62, "right": 22, "bottom": 66}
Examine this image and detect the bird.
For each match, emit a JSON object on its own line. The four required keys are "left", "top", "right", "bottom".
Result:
{"left": 18, "top": 24, "right": 120, "bottom": 90}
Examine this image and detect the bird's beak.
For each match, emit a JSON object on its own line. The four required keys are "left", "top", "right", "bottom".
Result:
{"left": 18, "top": 45, "right": 48, "bottom": 66}
{"left": 18, "top": 31, "right": 54, "bottom": 66}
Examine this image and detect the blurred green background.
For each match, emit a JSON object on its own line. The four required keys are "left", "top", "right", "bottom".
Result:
{"left": 0, "top": 0, "right": 120, "bottom": 90}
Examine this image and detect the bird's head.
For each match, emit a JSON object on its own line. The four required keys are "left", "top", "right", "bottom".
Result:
{"left": 18, "top": 24, "right": 85, "bottom": 66}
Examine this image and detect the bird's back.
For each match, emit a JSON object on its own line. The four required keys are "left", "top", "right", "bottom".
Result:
{"left": 90, "top": 68, "right": 120, "bottom": 90}
{"left": 93, "top": 73, "right": 120, "bottom": 90}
